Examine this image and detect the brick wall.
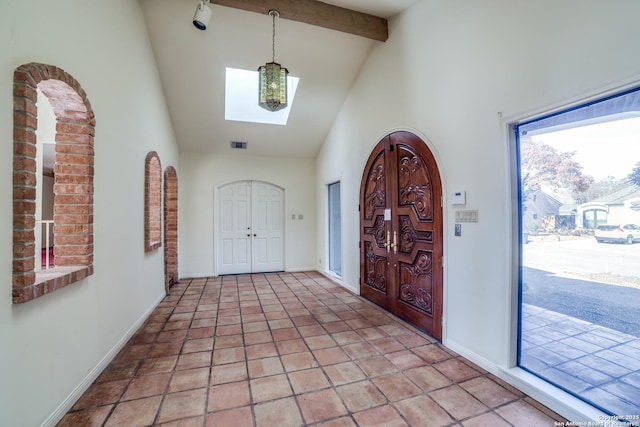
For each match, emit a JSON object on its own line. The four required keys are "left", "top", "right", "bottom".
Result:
{"left": 164, "top": 166, "right": 178, "bottom": 292}
{"left": 145, "top": 151, "right": 162, "bottom": 252}
{"left": 12, "top": 63, "right": 95, "bottom": 304}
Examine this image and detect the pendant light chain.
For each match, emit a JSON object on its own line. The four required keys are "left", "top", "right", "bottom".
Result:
{"left": 271, "top": 10, "right": 277, "bottom": 63}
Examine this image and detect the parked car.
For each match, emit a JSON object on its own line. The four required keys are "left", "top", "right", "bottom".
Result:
{"left": 594, "top": 224, "right": 640, "bottom": 244}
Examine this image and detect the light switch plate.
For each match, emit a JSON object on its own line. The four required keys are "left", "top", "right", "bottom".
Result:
{"left": 455, "top": 210, "right": 478, "bottom": 222}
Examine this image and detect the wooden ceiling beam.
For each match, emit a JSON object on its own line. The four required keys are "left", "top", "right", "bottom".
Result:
{"left": 209, "top": 0, "right": 388, "bottom": 42}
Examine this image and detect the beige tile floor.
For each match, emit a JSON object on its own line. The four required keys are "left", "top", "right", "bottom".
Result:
{"left": 58, "top": 272, "right": 567, "bottom": 426}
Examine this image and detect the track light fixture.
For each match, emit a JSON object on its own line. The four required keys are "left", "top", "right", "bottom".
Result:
{"left": 193, "top": 0, "right": 212, "bottom": 31}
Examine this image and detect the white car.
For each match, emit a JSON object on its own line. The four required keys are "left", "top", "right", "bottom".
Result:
{"left": 594, "top": 224, "right": 640, "bottom": 244}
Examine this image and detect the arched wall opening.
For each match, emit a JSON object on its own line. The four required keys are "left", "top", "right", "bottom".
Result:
{"left": 12, "top": 63, "right": 95, "bottom": 303}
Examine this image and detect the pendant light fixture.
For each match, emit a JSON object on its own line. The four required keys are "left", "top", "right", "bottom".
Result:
{"left": 258, "top": 10, "right": 288, "bottom": 112}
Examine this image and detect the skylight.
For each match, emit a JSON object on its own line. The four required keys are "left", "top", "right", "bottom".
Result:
{"left": 225, "top": 67, "right": 299, "bottom": 126}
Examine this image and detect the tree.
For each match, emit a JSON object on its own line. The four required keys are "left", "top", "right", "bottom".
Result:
{"left": 628, "top": 161, "right": 640, "bottom": 186}
{"left": 520, "top": 136, "right": 593, "bottom": 200}
{"left": 580, "top": 175, "right": 626, "bottom": 202}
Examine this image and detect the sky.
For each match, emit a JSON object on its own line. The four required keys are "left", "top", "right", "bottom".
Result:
{"left": 531, "top": 116, "right": 640, "bottom": 180}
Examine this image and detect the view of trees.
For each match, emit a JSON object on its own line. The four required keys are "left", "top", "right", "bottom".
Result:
{"left": 519, "top": 135, "right": 594, "bottom": 201}
{"left": 520, "top": 135, "right": 639, "bottom": 203}
{"left": 579, "top": 175, "right": 627, "bottom": 202}
{"left": 629, "top": 161, "right": 640, "bottom": 186}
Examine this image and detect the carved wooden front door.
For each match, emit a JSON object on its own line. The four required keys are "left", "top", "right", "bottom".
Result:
{"left": 360, "top": 132, "right": 443, "bottom": 340}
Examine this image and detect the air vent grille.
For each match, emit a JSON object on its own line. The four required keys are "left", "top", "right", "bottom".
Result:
{"left": 230, "top": 141, "right": 248, "bottom": 149}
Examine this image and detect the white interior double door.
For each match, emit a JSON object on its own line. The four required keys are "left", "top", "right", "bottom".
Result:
{"left": 217, "top": 181, "right": 284, "bottom": 275}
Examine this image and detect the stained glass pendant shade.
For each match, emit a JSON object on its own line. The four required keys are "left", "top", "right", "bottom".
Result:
{"left": 258, "top": 10, "right": 288, "bottom": 112}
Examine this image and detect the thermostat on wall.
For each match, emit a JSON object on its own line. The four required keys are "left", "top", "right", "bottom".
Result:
{"left": 451, "top": 190, "right": 466, "bottom": 205}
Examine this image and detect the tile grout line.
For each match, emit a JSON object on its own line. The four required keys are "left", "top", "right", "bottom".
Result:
{"left": 58, "top": 272, "right": 570, "bottom": 427}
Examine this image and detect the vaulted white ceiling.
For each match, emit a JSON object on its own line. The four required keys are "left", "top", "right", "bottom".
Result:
{"left": 139, "top": 0, "right": 420, "bottom": 157}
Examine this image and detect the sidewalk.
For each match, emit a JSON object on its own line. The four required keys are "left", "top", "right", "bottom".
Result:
{"left": 521, "top": 304, "right": 640, "bottom": 422}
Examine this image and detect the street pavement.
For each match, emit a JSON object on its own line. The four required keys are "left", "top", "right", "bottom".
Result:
{"left": 522, "top": 266, "right": 640, "bottom": 337}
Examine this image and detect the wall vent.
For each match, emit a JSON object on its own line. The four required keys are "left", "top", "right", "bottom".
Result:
{"left": 230, "top": 141, "right": 248, "bottom": 149}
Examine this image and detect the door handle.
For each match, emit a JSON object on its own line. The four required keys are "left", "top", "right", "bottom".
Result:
{"left": 386, "top": 230, "right": 391, "bottom": 252}
{"left": 392, "top": 230, "right": 398, "bottom": 254}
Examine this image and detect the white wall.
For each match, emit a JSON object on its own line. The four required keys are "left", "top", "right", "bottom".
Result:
{"left": 316, "top": 0, "right": 640, "bottom": 420}
{"left": 609, "top": 205, "right": 640, "bottom": 225}
{"left": 0, "top": 1, "right": 179, "bottom": 426}
{"left": 180, "top": 152, "right": 316, "bottom": 277}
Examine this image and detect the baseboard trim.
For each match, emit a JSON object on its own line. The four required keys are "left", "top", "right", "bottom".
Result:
{"left": 317, "top": 270, "right": 358, "bottom": 294}
{"left": 41, "top": 291, "right": 166, "bottom": 427}
{"left": 285, "top": 267, "right": 317, "bottom": 273}
{"left": 179, "top": 268, "right": 320, "bottom": 278}
{"left": 179, "top": 272, "right": 214, "bottom": 279}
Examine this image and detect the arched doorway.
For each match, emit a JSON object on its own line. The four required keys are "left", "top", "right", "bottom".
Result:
{"left": 217, "top": 180, "right": 284, "bottom": 275}
{"left": 360, "top": 131, "right": 443, "bottom": 340}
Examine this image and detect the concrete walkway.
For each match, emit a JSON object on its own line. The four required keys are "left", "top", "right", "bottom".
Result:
{"left": 521, "top": 303, "right": 640, "bottom": 423}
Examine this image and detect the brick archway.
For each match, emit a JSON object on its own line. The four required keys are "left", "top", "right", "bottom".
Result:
{"left": 164, "top": 166, "right": 178, "bottom": 293}
{"left": 13, "top": 63, "right": 95, "bottom": 303}
{"left": 145, "top": 152, "right": 162, "bottom": 252}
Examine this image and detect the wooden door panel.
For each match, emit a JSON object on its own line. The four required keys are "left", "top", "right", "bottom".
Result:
{"left": 360, "top": 132, "right": 442, "bottom": 340}
{"left": 363, "top": 213, "right": 388, "bottom": 308}
{"left": 398, "top": 215, "right": 433, "bottom": 256}
{"left": 396, "top": 143, "right": 433, "bottom": 222}
{"left": 363, "top": 240, "right": 388, "bottom": 307}
{"left": 363, "top": 150, "right": 387, "bottom": 221}
{"left": 396, "top": 250, "right": 434, "bottom": 337}
{"left": 393, "top": 136, "right": 441, "bottom": 338}
{"left": 360, "top": 145, "right": 389, "bottom": 307}
{"left": 398, "top": 251, "right": 434, "bottom": 315}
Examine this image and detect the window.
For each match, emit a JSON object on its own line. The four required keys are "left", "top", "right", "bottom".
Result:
{"left": 328, "top": 181, "right": 342, "bottom": 276}
{"left": 516, "top": 87, "right": 640, "bottom": 416}
{"left": 583, "top": 208, "right": 608, "bottom": 229}
{"left": 12, "top": 63, "right": 95, "bottom": 303}
{"left": 224, "top": 67, "right": 299, "bottom": 126}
